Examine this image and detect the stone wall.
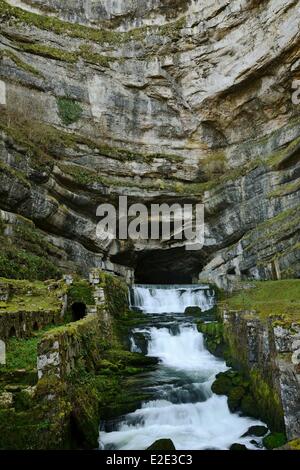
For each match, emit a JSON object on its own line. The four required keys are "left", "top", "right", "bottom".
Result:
{"left": 0, "top": 279, "right": 67, "bottom": 341}
{"left": 221, "top": 309, "right": 300, "bottom": 440}
{"left": 37, "top": 313, "right": 101, "bottom": 379}
{"left": 37, "top": 272, "right": 129, "bottom": 379}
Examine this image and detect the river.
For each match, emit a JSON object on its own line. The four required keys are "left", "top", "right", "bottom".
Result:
{"left": 99, "top": 285, "right": 265, "bottom": 450}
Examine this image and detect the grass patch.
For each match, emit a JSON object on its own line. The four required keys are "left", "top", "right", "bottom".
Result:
{"left": 0, "top": 277, "right": 65, "bottom": 313}
{"left": 0, "top": 246, "right": 62, "bottom": 281}
{"left": 223, "top": 280, "right": 300, "bottom": 322}
{"left": 5, "top": 336, "right": 39, "bottom": 370}
{"left": 3, "top": 325, "right": 58, "bottom": 371}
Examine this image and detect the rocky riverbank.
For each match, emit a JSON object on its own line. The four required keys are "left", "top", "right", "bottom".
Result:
{"left": 198, "top": 279, "right": 300, "bottom": 448}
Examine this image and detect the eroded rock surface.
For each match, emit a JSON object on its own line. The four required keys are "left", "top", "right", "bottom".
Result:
{"left": 0, "top": 0, "right": 299, "bottom": 282}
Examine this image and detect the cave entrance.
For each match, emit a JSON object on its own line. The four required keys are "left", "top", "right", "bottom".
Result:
{"left": 71, "top": 302, "right": 87, "bottom": 321}
{"left": 133, "top": 248, "right": 202, "bottom": 284}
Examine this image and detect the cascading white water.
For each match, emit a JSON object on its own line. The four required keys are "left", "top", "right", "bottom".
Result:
{"left": 131, "top": 285, "right": 215, "bottom": 313}
{"left": 100, "top": 285, "right": 266, "bottom": 450}
{"left": 147, "top": 325, "right": 225, "bottom": 372}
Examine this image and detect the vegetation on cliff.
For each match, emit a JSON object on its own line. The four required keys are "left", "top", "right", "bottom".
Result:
{"left": 222, "top": 279, "right": 300, "bottom": 323}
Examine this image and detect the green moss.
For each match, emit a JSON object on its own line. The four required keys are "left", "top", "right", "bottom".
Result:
{"left": 288, "top": 438, "right": 300, "bottom": 450}
{"left": 57, "top": 98, "right": 83, "bottom": 126}
{"left": 240, "top": 394, "right": 260, "bottom": 419}
{"left": 17, "top": 42, "right": 77, "bottom": 63}
{"left": 0, "top": 160, "right": 30, "bottom": 188}
{"left": 0, "top": 214, "right": 62, "bottom": 281}
{"left": 0, "top": 0, "right": 184, "bottom": 46}
{"left": 263, "top": 432, "right": 287, "bottom": 450}
{"left": 67, "top": 281, "right": 95, "bottom": 306}
{"left": 58, "top": 162, "right": 210, "bottom": 195}
{"left": 0, "top": 291, "right": 155, "bottom": 449}
{"left": 211, "top": 371, "right": 234, "bottom": 396}
{"left": 268, "top": 179, "right": 300, "bottom": 199}
{"left": 242, "top": 206, "right": 300, "bottom": 266}
{"left": 228, "top": 386, "right": 245, "bottom": 412}
{"left": 4, "top": 336, "right": 39, "bottom": 370}
{"left": 79, "top": 44, "right": 115, "bottom": 67}
{"left": 0, "top": 246, "right": 61, "bottom": 281}
{"left": 197, "top": 321, "right": 224, "bottom": 356}
{"left": 266, "top": 135, "right": 300, "bottom": 170}
{"left": 211, "top": 370, "right": 268, "bottom": 422}
{"left": 99, "top": 272, "right": 129, "bottom": 319}
{"left": 249, "top": 369, "right": 285, "bottom": 431}
{"left": 0, "top": 374, "right": 72, "bottom": 449}
{"left": 0, "top": 48, "right": 42, "bottom": 77}
{"left": 67, "top": 368, "right": 100, "bottom": 448}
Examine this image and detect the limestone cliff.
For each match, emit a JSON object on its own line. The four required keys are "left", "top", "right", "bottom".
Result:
{"left": 0, "top": 0, "right": 299, "bottom": 284}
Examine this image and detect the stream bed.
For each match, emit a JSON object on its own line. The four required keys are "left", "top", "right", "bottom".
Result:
{"left": 99, "top": 285, "right": 266, "bottom": 450}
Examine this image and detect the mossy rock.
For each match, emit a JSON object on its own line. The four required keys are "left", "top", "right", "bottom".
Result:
{"left": 96, "top": 360, "right": 119, "bottom": 373}
{"left": 211, "top": 372, "right": 234, "bottom": 396}
{"left": 197, "top": 321, "right": 224, "bottom": 356}
{"left": 105, "top": 349, "right": 157, "bottom": 368}
{"left": 263, "top": 432, "right": 287, "bottom": 449}
{"left": 184, "top": 306, "right": 202, "bottom": 316}
{"left": 243, "top": 425, "right": 268, "bottom": 437}
{"left": 230, "top": 443, "right": 249, "bottom": 451}
{"left": 228, "top": 386, "right": 246, "bottom": 412}
{"left": 240, "top": 394, "right": 260, "bottom": 419}
{"left": 288, "top": 438, "right": 300, "bottom": 450}
{"left": 147, "top": 439, "right": 176, "bottom": 450}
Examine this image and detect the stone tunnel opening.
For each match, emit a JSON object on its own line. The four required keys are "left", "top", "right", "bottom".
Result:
{"left": 71, "top": 302, "right": 87, "bottom": 322}
{"left": 9, "top": 326, "right": 17, "bottom": 338}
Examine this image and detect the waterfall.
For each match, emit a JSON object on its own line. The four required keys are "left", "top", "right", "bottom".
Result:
{"left": 130, "top": 284, "right": 215, "bottom": 313}
{"left": 100, "top": 285, "right": 266, "bottom": 450}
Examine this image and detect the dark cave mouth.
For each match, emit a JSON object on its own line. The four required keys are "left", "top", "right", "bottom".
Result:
{"left": 71, "top": 302, "right": 87, "bottom": 321}
{"left": 112, "top": 247, "right": 204, "bottom": 284}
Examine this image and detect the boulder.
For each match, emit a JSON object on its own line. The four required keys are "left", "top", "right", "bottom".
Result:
{"left": 230, "top": 443, "right": 249, "bottom": 451}
{"left": 184, "top": 306, "right": 202, "bottom": 316}
{"left": 146, "top": 439, "right": 176, "bottom": 451}
{"left": 243, "top": 425, "right": 268, "bottom": 437}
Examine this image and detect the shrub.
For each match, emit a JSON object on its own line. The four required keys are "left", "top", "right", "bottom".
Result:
{"left": 57, "top": 98, "right": 82, "bottom": 126}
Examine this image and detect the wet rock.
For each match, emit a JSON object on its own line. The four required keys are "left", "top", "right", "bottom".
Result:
{"left": 243, "top": 425, "right": 268, "bottom": 437}
{"left": 184, "top": 307, "right": 202, "bottom": 316}
{"left": 229, "top": 443, "right": 249, "bottom": 451}
{"left": 147, "top": 439, "right": 176, "bottom": 451}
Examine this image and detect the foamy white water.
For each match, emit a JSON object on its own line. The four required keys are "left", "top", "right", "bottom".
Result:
{"left": 100, "top": 286, "right": 265, "bottom": 450}
{"left": 131, "top": 285, "right": 214, "bottom": 313}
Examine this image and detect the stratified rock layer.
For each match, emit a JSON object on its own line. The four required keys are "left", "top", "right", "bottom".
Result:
{"left": 0, "top": 0, "right": 299, "bottom": 282}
